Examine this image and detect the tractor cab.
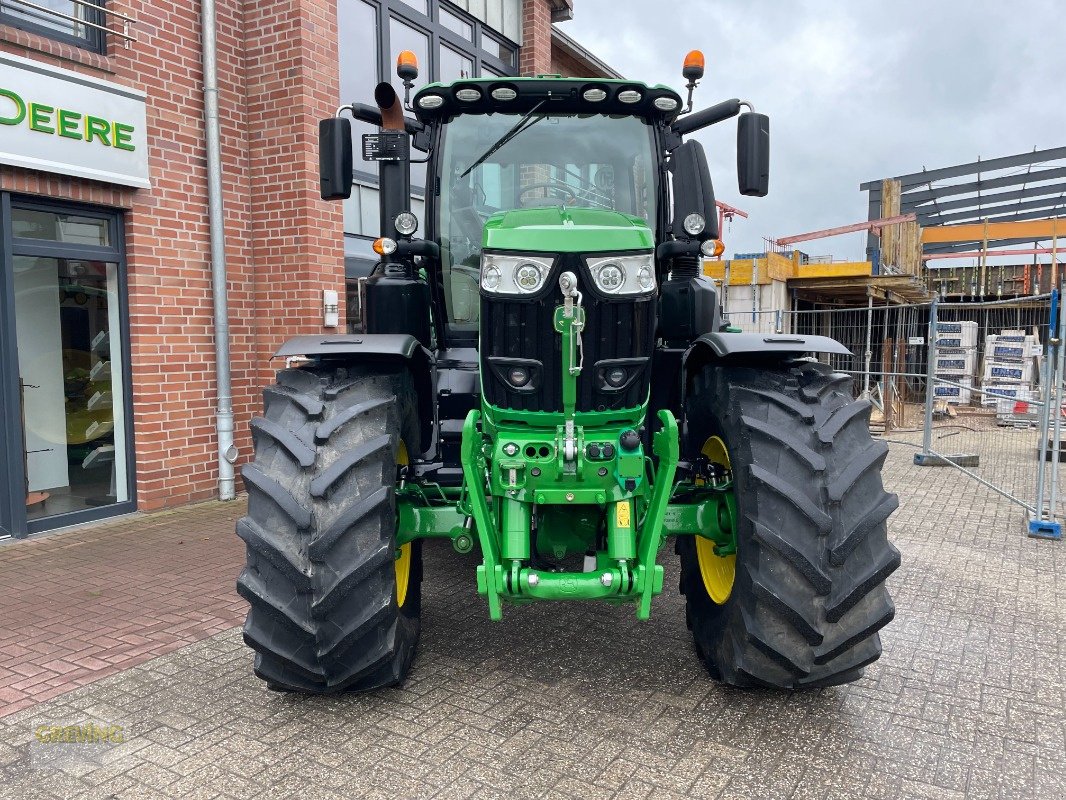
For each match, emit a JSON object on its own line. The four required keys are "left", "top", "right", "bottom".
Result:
{"left": 415, "top": 77, "right": 674, "bottom": 333}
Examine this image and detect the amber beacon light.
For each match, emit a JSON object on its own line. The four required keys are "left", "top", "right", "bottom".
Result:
{"left": 396, "top": 50, "right": 419, "bottom": 81}
{"left": 683, "top": 50, "right": 705, "bottom": 81}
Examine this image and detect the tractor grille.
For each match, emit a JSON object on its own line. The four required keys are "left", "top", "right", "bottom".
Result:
{"left": 481, "top": 254, "right": 656, "bottom": 413}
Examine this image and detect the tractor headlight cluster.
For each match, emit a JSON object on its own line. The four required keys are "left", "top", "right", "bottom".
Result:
{"left": 394, "top": 211, "right": 418, "bottom": 236}
{"left": 480, "top": 253, "right": 555, "bottom": 295}
{"left": 683, "top": 213, "right": 706, "bottom": 236}
{"left": 586, "top": 254, "right": 656, "bottom": 295}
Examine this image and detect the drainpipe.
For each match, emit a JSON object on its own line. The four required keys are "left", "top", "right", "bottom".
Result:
{"left": 202, "top": 0, "right": 237, "bottom": 500}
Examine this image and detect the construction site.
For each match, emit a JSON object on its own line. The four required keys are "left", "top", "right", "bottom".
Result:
{"left": 703, "top": 147, "right": 1064, "bottom": 448}
{"left": 706, "top": 146, "right": 1065, "bottom": 307}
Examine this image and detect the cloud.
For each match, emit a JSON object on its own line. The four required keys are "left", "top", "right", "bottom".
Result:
{"left": 563, "top": 0, "right": 1065, "bottom": 262}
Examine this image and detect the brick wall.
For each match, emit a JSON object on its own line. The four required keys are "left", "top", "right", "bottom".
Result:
{"left": 243, "top": 0, "right": 345, "bottom": 385}
{"left": 551, "top": 45, "right": 603, "bottom": 78}
{"left": 0, "top": 0, "right": 344, "bottom": 512}
{"left": 520, "top": 0, "right": 553, "bottom": 76}
{"left": 120, "top": 0, "right": 257, "bottom": 511}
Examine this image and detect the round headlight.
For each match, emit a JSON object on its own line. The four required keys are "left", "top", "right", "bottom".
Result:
{"left": 394, "top": 211, "right": 418, "bottom": 236}
{"left": 417, "top": 94, "right": 444, "bottom": 109}
{"left": 514, "top": 262, "right": 545, "bottom": 293}
{"left": 508, "top": 368, "right": 530, "bottom": 387}
{"left": 606, "top": 367, "right": 627, "bottom": 387}
{"left": 683, "top": 213, "right": 706, "bottom": 236}
{"left": 595, "top": 262, "right": 625, "bottom": 293}
{"left": 583, "top": 87, "right": 607, "bottom": 102}
{"left": 653, "top": 96, "right": 679, "bottom": 111}
{"left": 482, "top": 265, "right": 501, "bottom": 291}
{"left": 617, "top": 89, "right": 642, "bottom": 104}
{"left": 637, "top": 265, "right": 654, "bottom": 290}
{"left": 455, "top": 87, "right": 482, "bottom": 102}
{"left": 491, "top": 86, "right": 517, "bottom": 101}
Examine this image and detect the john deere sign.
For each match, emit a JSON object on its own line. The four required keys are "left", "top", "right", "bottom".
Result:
{"left": 0, "top": 53, "right": 148, "bottom": 189}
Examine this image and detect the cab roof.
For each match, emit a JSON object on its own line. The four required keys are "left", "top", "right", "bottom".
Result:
{"left": 411, "top": 76, "right": 684, "bottom": 125}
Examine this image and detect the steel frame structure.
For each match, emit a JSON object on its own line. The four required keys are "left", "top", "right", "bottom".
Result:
{"left": 861, "top": 147, "right": 1066, "bottom": 260}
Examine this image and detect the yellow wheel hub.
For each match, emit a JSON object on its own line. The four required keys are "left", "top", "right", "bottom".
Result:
{"left": 395, "top": 440, "right": 412, "bottom": 608}
{"left": 695, "top": 436, "right": 735, "bottom": 605}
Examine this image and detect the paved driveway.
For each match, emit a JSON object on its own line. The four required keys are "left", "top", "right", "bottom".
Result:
{"left": 0, "top": 443, "right": 1063, "bottom": 799}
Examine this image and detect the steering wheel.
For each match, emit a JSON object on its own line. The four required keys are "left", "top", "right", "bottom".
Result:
{"left": 519, "top": 183, "right": 578, "bottom": 206}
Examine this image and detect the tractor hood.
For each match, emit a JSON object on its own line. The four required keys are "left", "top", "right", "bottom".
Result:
{"left": 482, "top": 207, "right": 654, "bottom": 253}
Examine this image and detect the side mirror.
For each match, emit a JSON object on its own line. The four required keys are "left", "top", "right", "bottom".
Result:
{"left": 737, "top": 112, "right": 769, "bottom": 197}
{"left": 319, "top": 117, "right": 353, "bottom": 200}
{"left": 670, "top": 140, "right": 719, "bottom": 240}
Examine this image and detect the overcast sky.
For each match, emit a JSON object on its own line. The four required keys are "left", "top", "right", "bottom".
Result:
{"left": 564, "top": 0, "right": 1065, "bottom": 262}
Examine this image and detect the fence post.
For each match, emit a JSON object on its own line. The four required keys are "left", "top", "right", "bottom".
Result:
{"left": 862, "top": 291, "right": 873, "bottom": 399}
{"left": 1046, "top": 284, "right": 1065, "bottom": 535}
{"left": 920, "top": 298, "right": 938, "bottom": 460}
{"left": 1031, "top": 288, "right": 1057, "bottom": 533}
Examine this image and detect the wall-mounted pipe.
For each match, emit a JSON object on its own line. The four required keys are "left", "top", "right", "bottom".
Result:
{"left": 201, "top": 0, "right": 236, "bottom": 500}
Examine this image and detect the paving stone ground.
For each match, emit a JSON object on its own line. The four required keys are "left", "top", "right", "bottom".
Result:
{"left": 0, "top": 503, "right": 246, "bottom": 718}
{"left": 0, "top": 435, "right": 1064, "bottom": 799}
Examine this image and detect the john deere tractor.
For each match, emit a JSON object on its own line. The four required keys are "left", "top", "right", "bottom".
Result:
{"left": 236, "top": 50, "right": 900, "bottom": 692}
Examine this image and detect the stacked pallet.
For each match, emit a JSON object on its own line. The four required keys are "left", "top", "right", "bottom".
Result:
{"left": 981, "top": 328, "right": 1042, "bottom": 421}
{"left": 932, "top": 321, "right": 978, "bottom": 404}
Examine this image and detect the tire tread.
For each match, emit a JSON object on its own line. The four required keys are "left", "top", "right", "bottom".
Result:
{"left": 680, "top": 360, "right": 899, "bottom": 689}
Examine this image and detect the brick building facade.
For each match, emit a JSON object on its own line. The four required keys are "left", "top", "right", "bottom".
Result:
{"left": 0, "top": 0, "right": 616, "bottom": 538}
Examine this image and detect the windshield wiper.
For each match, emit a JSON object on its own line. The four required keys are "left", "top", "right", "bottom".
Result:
{"left": 460, "top": 99, "right": 548, "bottom": 178}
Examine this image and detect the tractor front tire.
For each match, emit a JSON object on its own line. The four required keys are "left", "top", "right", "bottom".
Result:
{"left": 236, "top": 364, "right": 422, "bottom": 693}
{"left": 678, "top": 359, "right": 900, "bottom": 688}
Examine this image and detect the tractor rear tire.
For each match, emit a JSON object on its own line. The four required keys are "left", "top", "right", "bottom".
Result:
{"left": 677, "top": 359, "right": 900, "bottom": 688}
{"left": 236, "top": 364, "right": 422, "bottom": 693}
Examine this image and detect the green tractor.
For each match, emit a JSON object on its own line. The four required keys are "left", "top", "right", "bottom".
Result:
{"left": 236, "top": 50, "right": 900, "bottom": 692}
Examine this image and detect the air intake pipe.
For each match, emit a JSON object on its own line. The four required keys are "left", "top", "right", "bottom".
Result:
{"left": 364, "top": 82, "right": 432, "bottom": 348}
{"left": 374, "top": 82, "right": 411, "bottom": 245}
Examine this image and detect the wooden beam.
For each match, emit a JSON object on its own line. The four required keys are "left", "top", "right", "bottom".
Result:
{"left": 881, "top": 180, "right": 901, "bottom": 270}
{"left": 924, "top": 246, "right": 1066, "bottom": 260}
{"left": 921, "top": 217, "right": 1064, "bottom": 244}
{"left": 774, "top": 212, "right": 916, "bottom": 246}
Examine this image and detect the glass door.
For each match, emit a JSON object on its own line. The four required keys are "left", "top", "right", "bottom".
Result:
{"left": 2, "top": 197, "right": 133, "bottom": 536}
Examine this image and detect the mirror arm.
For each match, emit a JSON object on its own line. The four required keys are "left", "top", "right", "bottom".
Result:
{"left": 671, "top": 98, "right": 742, "bottom": 136}
{"left": 338, "top": 102, "right": 425, "bottom": 136}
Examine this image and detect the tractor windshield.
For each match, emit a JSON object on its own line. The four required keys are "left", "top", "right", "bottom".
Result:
{"left": 437, "top": 112, "right": 658, "bottom": 326}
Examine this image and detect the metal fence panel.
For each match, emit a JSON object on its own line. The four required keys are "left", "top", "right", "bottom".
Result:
{"left": 725, "top": 294, "right": 1063, "bottom": 539}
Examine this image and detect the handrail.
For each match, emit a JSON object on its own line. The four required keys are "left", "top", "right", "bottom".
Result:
{"left": 4, "top": 0, "right": 136, "bottom": 45}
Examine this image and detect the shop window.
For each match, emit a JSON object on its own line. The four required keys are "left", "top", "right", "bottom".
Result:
{"left": 1, "top": 199, "right": 132, "bottom": 537}
{"left": 439, "top": 5, "right": 472, "bottom": 40}
{"left": 0, "top": 0, "right": 107, "bottom": 53}
{"left": 439, "top": 44, "right": 474, "bottom": 82}
{"left": 11, "top": 208, "right": 110, "bottom": 246}
{"left": 482, "top": 33, "right": 516, "bottom": 67}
